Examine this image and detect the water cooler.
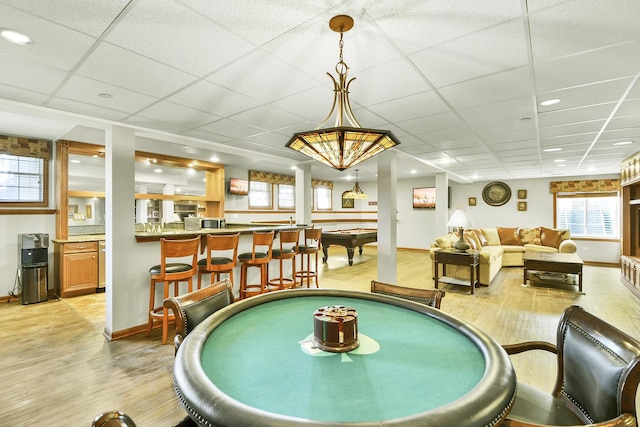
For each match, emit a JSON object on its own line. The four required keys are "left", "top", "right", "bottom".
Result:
{"left": 18, "top": 233, "right": 49, "bottom": 304}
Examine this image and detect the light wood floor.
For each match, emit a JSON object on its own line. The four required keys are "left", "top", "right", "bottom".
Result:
{"left": 2, "top": 247, "right": 639, "bottom": 426}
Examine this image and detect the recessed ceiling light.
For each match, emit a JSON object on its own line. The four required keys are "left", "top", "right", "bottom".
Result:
{"left": 540, "top": 98, "right": 560, "bottom": 106}
{"left": 210, "top": 155, "right": 220, "bottom": 162}
{"left": 98, "top": 93, "right": 112, "bottom": 99}
{"left": 554, "top": 159, "right": 566, "bottom": 163}
{"left": 70, "top": 159, "right": 81, "bottom": 164}
{"left": 544, "top": 148, "right": 562, "bottom": 152}
{"left": 0, "top": 29, "right": 32, "bottom": 45}
{"left": 614, "top": 141, "right": 633, "bottom": 146}
{"left": 154, "top": 169, "right": 162, "bottom": 173}
{"left": 410, "top": 170, "right": 417, "bottom": 174}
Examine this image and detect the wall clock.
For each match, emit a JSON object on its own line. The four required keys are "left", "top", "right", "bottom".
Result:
{"left": 482, "top": 181, "right": 511, "bottom": 206}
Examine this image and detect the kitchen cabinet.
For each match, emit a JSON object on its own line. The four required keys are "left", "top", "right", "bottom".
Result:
{"left": 54, "top": 241, "right": 98, "bottom": 298}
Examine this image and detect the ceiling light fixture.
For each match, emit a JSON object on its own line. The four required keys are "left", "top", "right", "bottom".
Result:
{"left": 614, "top": 141, "right": 633, "bottom": 146}
{"left": 544, "top": 148, "right": 562, "bottom": 152}
{"left": 0, "top": 28, "right": 32, "bottom": 45}
{"left": 540, "top": 98, "right": 560, "bottom": 106}
{"left": 285, "top": 15, "right": 400, "bottom": 171}
{"left": 343, "top": 169, "right": 367, "bottom": 199}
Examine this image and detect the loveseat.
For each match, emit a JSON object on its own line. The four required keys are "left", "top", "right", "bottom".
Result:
{"left": 430, "top": 227, "right": 577, "bottom": 286}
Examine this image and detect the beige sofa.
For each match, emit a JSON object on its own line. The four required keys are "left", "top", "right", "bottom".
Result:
{"left": 429, "top": 227, "right": 578, "bottom": 286}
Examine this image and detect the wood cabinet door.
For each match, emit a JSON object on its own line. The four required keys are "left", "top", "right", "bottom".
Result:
{"left": 62, "top": 252, "right": 97, "bottom": 297}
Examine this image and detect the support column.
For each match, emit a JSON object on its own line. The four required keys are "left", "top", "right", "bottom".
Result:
{"left": 435, "top": 173, "right": 449, "bottom": 236}
{"left": 105, "top": 126, "right": 136, "bottom": 337}
{"left": 295, "top": 165, "right": 312, "bottom": 226}
{"left": 377, "top": 151, "right": 397, "bottom": 283}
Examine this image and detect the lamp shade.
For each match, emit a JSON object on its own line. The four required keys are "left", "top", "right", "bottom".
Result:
{"left": 447, "top": 210, "right": 472, "bottom": 228}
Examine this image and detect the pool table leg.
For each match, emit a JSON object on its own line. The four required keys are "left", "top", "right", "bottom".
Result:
{"left": 358, "top": 245, "right": 363, "bottom": 255}
{"left": 347, "top": 248, "right": 355, "bottom": 266}
{"left": 322, "top": 245, "right": 329, "bottom": 263}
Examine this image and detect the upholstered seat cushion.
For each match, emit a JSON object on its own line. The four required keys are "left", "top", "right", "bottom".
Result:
{"left": 149, "top": 262, "right": 192, "bottom": 274}
{"left": 499, "top": 245, "right": 526, "bottom": 254}
{"left": 523, "top": 244, "right": 559, "bottom": 253}
{"left": 507, "top": 383, "right": 582, "bottom": 425}
{"left": 238, "top": 252, "right": 269, "bottom": 261}
{"left": 298, "top": 245, "right": 318, "bottom": 253}
{"left": 198, "top": 257, "right": 233, "bottom": 266}
{"left": 272, "top": 248, "right": 295, "bottom": 257}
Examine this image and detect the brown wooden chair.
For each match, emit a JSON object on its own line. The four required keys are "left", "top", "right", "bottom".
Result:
{"left": 370, "top": 280, "right": 445, "bottom": 309}
{"left": 163, "top": 278, "right": 234, "bottom": 353}
{"left": 196, "top": 233, "right": 240, "bottom": 289}
{"left": 91, "top": 410, "right": 137, "bottom": 427}
{"left": 501, "top": 305, "right": 640, "bottom": 427}
{"left": 238, "top": 231, "right": 274, "bottom": 299}
{"left": 296, "top": 227, "right": 321, "bottom": 288}
{"left": 268, "top": 229, "right": 300, "bottom": 290}
{"left": 145, "top": 237, "right": 199, "bottom": 345}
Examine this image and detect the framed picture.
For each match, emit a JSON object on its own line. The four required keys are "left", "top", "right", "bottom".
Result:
{"left": 86, "top": 204, "right": 92, "bottom": 219}
{"left": 518, "top": 201, "right": 527, "bottom": 211}
{"left": 518, "top": 189, "right": 527, "bottom": 199}
{"left": 468, "top": 197, "right": 476, "bottom": 206}
{"left": 341, "top": 191, "right": 354, "bottom": 208}
{"left": 412, "top": 187, "right": 436, "bottom": 208}
{"left": 68, "top": 204, "right": 78, "bottom": 218}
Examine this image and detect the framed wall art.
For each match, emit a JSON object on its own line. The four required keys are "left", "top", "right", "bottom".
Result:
{"left": 517, "top": 189, "right": 527, "bottom": 199}
{"left": 468, "top": 197, "right": 476, "bottom": 206}
{"left": 518, "top": 201, "right": 527, "bottom": 211}
{"left": 341, "top": 191, "right": 355, "bottom": 208}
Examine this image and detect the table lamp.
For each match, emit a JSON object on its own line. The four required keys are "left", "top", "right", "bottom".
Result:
{"left": 447, "top": 209, "right": 472, "bottom": 252}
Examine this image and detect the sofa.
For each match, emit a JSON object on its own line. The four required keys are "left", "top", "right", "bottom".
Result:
{"left": 430, "top": 227, "right": 578, "bottom": 286}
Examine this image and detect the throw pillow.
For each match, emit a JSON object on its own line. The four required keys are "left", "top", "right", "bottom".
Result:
{"left": 482, "top": 227, "right": 501, "bottom": 246}
{"left": 497, "top": 227, "right": 521, "bottom": 245}
{"left": 540, "top": 226, "right": 563, "bottom": 248}
{"left": 464, "top": 230, "right": 480, "bottom": 250}
{"left": 435, "top": 234, "right": 453, "bottom": 248}
{"left": 471, "top": 228, "right": 488, "bottom": 246}
{"left": 519, "top": 227, "right": 541, "bottom": 245}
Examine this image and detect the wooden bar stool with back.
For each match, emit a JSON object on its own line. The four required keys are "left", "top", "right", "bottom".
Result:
{"left": 238, "top": 230, "right": 275, "bottom": 299}
{"left": 145, "top": 236, "right": 199, "bottom": 345}
{"left": 197, "top": 233, "right": 240, "bottom": 290}
{"left": 268, "top": 228, "right": 300, "bottom": 290}
{"left": 296, "top": 227, "right": 322, "bottom": 288}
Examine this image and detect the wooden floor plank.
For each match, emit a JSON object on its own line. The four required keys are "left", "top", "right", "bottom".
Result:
{"left": 1, "top": 247, "right": 638, "bottom": 426}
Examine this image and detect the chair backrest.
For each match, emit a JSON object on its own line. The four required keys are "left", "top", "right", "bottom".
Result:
{"left": 302, "top": 227, "right": 322, "bottom": 250}
{"left": 371, "top": 280, "right": 445, "bottom": 309}
{"left": 159, "top": 237, "right": 200, "bottom": 276}
{"left": 163, "top": 279, "right": 234, "bottom": 352}
{"left": 204, "top": 233, "right": 240, "bottom": 267}
{"left": 276, "top": 229, "right": 300, "bottom": 255}
{"left": 91, "top": 410, "right": 137, "bottom": 427}
{"left": 552, "top": 306, "right": 640, "bottom": 423}
{"left": 248, "top": 230, "right": 275, "bottom": 262}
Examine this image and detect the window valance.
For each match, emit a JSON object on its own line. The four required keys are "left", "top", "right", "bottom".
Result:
{"left": 550, "top": 179, "right": 620, "bottom": 193}
{"left": 0, "top": 134, "right": 51, "bottom": 159}
{"left": 249, "top": 170, "right": 333, "bottom": 189}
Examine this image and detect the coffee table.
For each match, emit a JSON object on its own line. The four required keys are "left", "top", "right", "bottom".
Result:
{"left": 523, "top": 252, "right": 584, "bottom": 293}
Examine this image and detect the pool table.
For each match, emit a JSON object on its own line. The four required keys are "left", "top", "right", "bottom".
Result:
{"left": 173, "top": 289, "right": 517, "bottom": 426}
{"left": 321, "top": 228, "right": 377, "bottom": 265}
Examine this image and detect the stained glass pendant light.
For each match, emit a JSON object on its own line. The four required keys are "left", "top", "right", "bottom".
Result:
{"left": 285, "top": 15, "right": 400, "bottom": 171}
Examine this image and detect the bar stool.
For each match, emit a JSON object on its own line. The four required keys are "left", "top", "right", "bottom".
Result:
{"left": 197, "top": 233, "right": 240, "bottom": 289}
{"left": 146, "top": 236, "right": 199, "bottom": 345}
{"left": 238, "top": 231, "right": 274, "bottom": 299}
{"left": 267, "top": 229, "right": 300, "bottom": 290}
{"left": 296, "top": 227, "right": 322, "bottom": 288}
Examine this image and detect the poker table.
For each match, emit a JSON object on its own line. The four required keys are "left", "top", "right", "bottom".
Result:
{"left": 173, "top": 289, "right": 516, "bottom": 426}
{"left": 321, "top": 228, "right": 377, "bottom": 265}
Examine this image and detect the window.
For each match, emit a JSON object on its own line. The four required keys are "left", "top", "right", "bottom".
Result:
{"left": 248, "top": 180, "right": 272, "bottom": 209}
{"left": 0, "top": 154, "right": 47, "bottom": 205}
{"left": 315, "top": 187, "right": 332, "bottom": 210}
{"left": 277, "top": 184, "right": 295, "bottom": 209}
{"left": 556, "top": 193, "right": 619, "bottom": 238}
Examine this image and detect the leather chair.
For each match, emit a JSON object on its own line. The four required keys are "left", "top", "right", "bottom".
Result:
{"left": 268, "top": 229, "right": 300, "bottom": 290}
{"left": 370, "top": 280, "right": 445, "bottom": 309}
{"left": 295, "top": 227, "right": 322, "bottom": 288}
{"left": 163, "top": 278, "right": 234, "bottom": 353}
{"left": 145, "top": 237, "right": 199, "bottom": 345}
{"left": 196, "top": 233, "right": 240, "bottom": 289}
{"left": 238, "top": 231, "right": 274, "bottom": 299}
{"left": 501, "top": 305, "right": 640, "bottom": 427}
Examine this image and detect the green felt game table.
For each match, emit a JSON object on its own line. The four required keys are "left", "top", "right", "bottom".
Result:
{"left": 173, "top": 289, "right": 516, "bottom": 426}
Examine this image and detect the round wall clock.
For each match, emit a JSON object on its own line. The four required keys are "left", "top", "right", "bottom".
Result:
{"left": 482, "top": 181, "right": 511, "bottom": 206}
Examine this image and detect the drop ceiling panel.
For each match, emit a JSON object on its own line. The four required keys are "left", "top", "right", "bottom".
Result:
{"left": 136, "top": 101, "right": 221, "bottom": 130}
{"left": 1, "top": 56, "right": 69, "bottom": 94}
{"left": 104, "top": 0, "right": 255, "bottom": 77}
{"left": 367, "top": 91, "right": 450, "bottom": 123}
{"left": 75, "top": 43, "right": 196, "bottom": 97}
{"left": 167, "top": 80, "right": 261, "bottom": 117}
{"left": 230, "top": 105, "right": 305, "bottom": 132}
{"left": 47, "top": 98, "right": 130, "bottom": 122}
{"left": 538, "top": 103, "right": 617, "bottom": 128}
